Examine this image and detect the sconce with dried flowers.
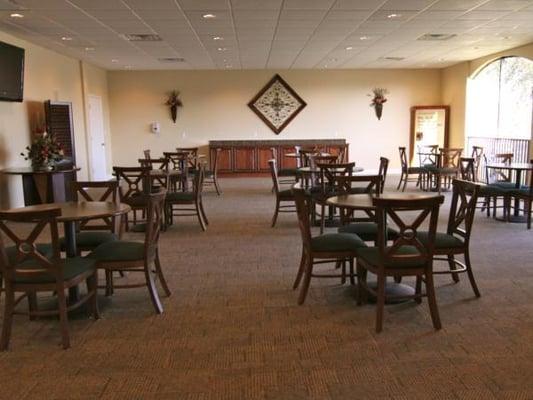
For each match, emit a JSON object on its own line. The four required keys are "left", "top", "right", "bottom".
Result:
{"left": 368, "top": 88, "right": 389, "bottom": 120}
{"left": 165, "top": 90, "right": 183, "bottom": 123}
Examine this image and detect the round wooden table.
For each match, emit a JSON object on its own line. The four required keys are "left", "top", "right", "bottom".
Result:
{"left": 284, "top": 152, "right": 330, "bottom": 158}
{"left": 486, "top": 163, "right": 533, "bottom": 222}
{"left": 298, "top": 166, "right": 364, "bottom": 174}
{"left": 6, "top": 201, "right": 131, "bottom": 301}
{"left": 326, "top": 192, "right": 442, "bottom": 304}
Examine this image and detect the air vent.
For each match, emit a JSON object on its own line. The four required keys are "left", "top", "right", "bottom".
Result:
{"left": 123, "top": 34, "right": 162, "bottom": 42}
{"left": 381, "top": 56, "right": 405, "bottom": 61}
{"left": 158, "top": 57, "right": 186, "bottom": 63}
{"left": 418, "top": 33, "right": 457, "bottom": 41}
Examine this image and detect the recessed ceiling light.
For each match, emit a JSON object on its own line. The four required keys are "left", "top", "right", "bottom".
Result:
{"left": 359, "top": 36, "right": 371, "bottom": 41}
{"left": 61, "top": 36, "right": 72, "bottom": 41}
{"left": 387, "top": 13, "right": 401, "bottom": 19}
{"left": 345, "top": 46, "right": 353, "bottom": 50}
{"left": 217, "top": 47, "right": 227, "bottom": 51}
{"left": 10, "top": 13, "right": 24, "bottom": 18}
{"left": 85, "top": 47, "right": 95, "bottom": 51}
{"left": 213, "top": 36, "right": 223, "bottom": 41}
{"left": 111, "top": 59, "right": 118, "bottom": 63}
{"left": 203, "top": 13, "right": 216, "bottom": 19}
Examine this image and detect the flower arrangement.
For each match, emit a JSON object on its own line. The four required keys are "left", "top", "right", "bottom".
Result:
{"left": 20, "top": 132, "right": 64, "bottom": 169}
{"left": 165, "top": 90, "right": 183, "bottom": 123}
{"left": 368, "top": 87, "right": 389, "bottom": 120}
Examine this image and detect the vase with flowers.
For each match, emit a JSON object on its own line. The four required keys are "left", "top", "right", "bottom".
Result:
{"left": 20, "top": 132, "right": 64, "bottom": 170}
{"left": 165, "top": 90, "right": 183, "bottom": 123}
{"left": 368, "top": 88, "right": 389, "bottom": 120}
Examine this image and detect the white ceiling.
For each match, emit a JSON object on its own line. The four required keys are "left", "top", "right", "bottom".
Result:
{"left": 0, "top": 0, "right": 532, "bottom": 70}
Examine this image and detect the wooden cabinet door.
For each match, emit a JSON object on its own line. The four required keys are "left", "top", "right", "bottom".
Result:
{"left": 233, "top": 147, "right": 256, "bottom": 172}
{"left": 215, "top": 148, "right": 232, "bottom": 172}
{"left": 257, "top": 147, "right": 274, "bottom": 172}
{"left": 281, "top": 146, "right": 298, "bottom": 169}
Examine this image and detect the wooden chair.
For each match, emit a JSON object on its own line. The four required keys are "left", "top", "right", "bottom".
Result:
{"left": 508, "top": 159, "right": 532, "bottom": 229}
{"left": 471, "top": 146, "right": 484, "bottom": 181}
{"left": 204, "top": 147, "right": 222, "bottom": 195}
{"left": 113, "top": 166, "right": 151, "bottom": 231}
{"left": 268, "top": 159, "right": 296, "bottom": 227}
{"left": 356, "top": 194, "right": 444, "bottom": 332}
{"left": 490, "top": 153, "right": 515, "bottom": 188}
{"left": 270, "top": 147, "right": 299, "bottom": 187}
{"left": 143, "top": 149, "right": 151, "bottom": 159}
{"left": 62, "top": 181, "right": 120, "bottom": 252}
{"left": 176, "top": 147, "right": 199, "bottom": 170}
{"left": 417, "top": 179, "right": 482, "bottom": 296}
{"left": 426, "top": 148, "right": 463, "bottom": 193}
{"left": 89, "top": 191, "right": 171, "bottom": 314}
{"left": 163, "top": 151, "right": 189, "bottom": 191}
{"left": 397, "top": 147, "right": 425, "bottom": 191}
{"left": 165, "top": 166, "right": 208, "bottom": 231}
{"left": 378, "top": 157, "right": 389, "bottom": 193}
{"left": 0, "top": 208, "right": 99, "bottom": 350}
{"left": 292, "top": 186, "right": 367, "bottom": 304}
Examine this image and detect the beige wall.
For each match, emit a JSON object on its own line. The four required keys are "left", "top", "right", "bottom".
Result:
{"left": 108, "top": 69, "right": 441, "bottom": 170}
{"left": 0, "top": 31, "right": 112, "bottom": 208}
{"left": 441, "top": 43, "right": 533, "bottom": 152}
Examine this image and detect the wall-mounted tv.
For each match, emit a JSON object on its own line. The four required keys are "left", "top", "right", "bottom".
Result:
{"left": 0, "top": 41, "right": 25, "bottom": 102}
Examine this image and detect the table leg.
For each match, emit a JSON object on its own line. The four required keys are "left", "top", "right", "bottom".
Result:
{"left": 514, "top": 170, "right": 522, "bottom": 217}
{"left": 63, "top": 221, "right": 80, "bottom": 302}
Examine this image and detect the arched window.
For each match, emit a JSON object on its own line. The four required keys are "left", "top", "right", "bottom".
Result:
{"left": 466, "top": 56, "right": 533, "bottom": 162}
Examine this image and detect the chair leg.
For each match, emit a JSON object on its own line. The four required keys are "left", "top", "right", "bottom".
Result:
{"left": 396, "top": 173, "right": 404, "bottom": 190}
{"left": 0, "top": 283, "right": 15, "bottom": 351}
{"left": 527, "top": 199, "right": 532, "bottom": 230}
{"left": 349, "top": 258, "right": 355, "bottom": 286}
{"left": 271, "top": 200, "right": 280, "bottom": 227}
{"left": 402, "top": 174, "right": 408, "bottom": 192}
{"left": 27, "top": 292, "right": 38, "bottom": 320}
{"left": 297, "top": 256, "right": 313, "bottom": 305}
{"left": 393, "top": 276, "right": 402, "bottom": 283}
{"left": 356, "top": 262, "right": 364, "bottom": 305}
{"left": 56, "top": 286, "right": 71, "bottom": 349}
{"left": 214, "top": 177, "right": 222, "bottom": 195}
{"left": 105, "top": 270, "right": 114, "bottom": 297}
{"left": 199, "top": 199, "right": 209, "bottom": 225}
{"left": 293, "top": 249, "right": 307, "bottom": 289}
{"left": 86, "top": 273, "right": 100, "bottom": 319}
{"left": 154, "top": 250, "right": 171, "bottom": 297}
{"left": 464, "top": 249, "right": 481, "bottom": 297}
{"left": 341, "top": 261, "right": 346, "bottom": 285}
{"left": 447, "top": 255, "right": 460, "bottom": 283}
{"left": 319, "top": 204, "right": 325, "bottom": 234}
{"left": 195, "top": 202, "right": 207, "bottom": 231}
{"left": 375, "top": 275, "right": 386, "bottom": 333}
{"left": 144, "top": 262, "right": 163, "bottom": 314}
{"left": 414, "top": 275, "right": 422, "bottom": 304}
{"left": 425, "top": 271, "right": 442, "bottom": 330}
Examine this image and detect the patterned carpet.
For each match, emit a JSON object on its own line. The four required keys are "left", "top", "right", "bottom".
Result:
{"left": 0, "top": 177, "right": 532, "bottom": 400}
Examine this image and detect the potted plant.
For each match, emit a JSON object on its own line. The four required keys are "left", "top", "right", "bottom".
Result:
{"left": 20, "top": 132, "right": 64, "bottom": 170}
{"left": 368, "top": 88, "right": 389, "bottom": 120}
{"left": 165, "top": 90, "right": 183, "bottom": 123}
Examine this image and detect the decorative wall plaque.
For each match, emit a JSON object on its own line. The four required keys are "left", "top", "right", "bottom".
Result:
{"left": 248, "top": 74, "right": 307, "bottom": 134}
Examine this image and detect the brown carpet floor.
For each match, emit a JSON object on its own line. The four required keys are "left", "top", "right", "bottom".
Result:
{"left": 0, "top": 176, "right": 532, "bottom": 400}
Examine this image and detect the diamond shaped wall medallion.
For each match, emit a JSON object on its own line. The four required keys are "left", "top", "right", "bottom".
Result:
{"left": 248, "top": 74, "right": 307, "bottom": 134}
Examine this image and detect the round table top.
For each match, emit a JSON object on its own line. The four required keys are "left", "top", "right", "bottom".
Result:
{"left": 2, "top": 167, "right": 81, "bottom": 175}
{"left": 486, "top": 163, "right": 533, "bottom": 171}
{"left": 149, "top": 169, "right": 183, "bottom": 176}
{"left": 326, "top": 192, "right": 442, "bottom": 210}
{"left": 298, "top": 166, "right": 364, "bottom": 174}
{"left": 4, "top": 201, "right": 131, "bottom": 222}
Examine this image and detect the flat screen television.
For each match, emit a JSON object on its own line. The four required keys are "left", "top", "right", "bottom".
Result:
{"left": 0, "top": 41, "right": 25, "bottom": 102}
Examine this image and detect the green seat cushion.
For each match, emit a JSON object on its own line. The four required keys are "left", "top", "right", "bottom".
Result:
{"left": 478, "top": 184, "right": 507, "bottom": 196}
{"left": 166, "top": 191, "right": 195, "bottom": 202}
{"left": 60, "top": 231, "right": 118, "bottom": 250}
{"left": 357, "top": 246, "right": 427, "bottom": 269}
{"left": 124, "top": 194, "right": 149, "bottom": 207}
{"left": 407, "top": 167, "right": 425, "bottom": 174}
{"left": 417, "top": 231, "right": 464, "bottom": 249}
{"left": 12, "top": 256, "right": 96, "bottom": 284}
{"left": 311, "top": 233, "right": 367, "bottom": 253}
{"left": 493, "top": 181, "right": 516, "bottom": 189}
{"left": 338, "top": 223, "right": 399, "bottom": 242}
{"left": 510, "top": 186, "right": 531, "bottom": 196}
{"left": 89, "top": 240, "right": 144, "bottom": 262}
{"left": 279, "top": 168, "right": 299, "bottom": 177}
{"left": 279, "top": 189, "right": 294, "bottom": 200}
{"left": 5, "top": 243, "right": 54, "bottom": 264}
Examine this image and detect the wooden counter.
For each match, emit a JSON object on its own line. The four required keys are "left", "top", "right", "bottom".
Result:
{"left": 209, "top": 139, "right": 348, "bottom": 173}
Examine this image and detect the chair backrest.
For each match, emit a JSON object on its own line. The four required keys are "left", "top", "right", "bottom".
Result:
{"left": 113, "top": 166, "right": 151, "bottom": 203}
{"left": 317, "top": 162, "right": 355, "bottom": 194}
{"left": 163, "top": 151, "right": 188, "bottom": 171}
{"left": 378, "top": 157, "right": 389, "bottom": 193}
{"left": 71, "top": 180, "right": 119, "bottom": 232}
{"left": 471, "top": 146, "right": 484, "bottom": 181}
{"left": 495, "top": 153, "right": 513, "bottom": 164}
{"left": 399, "top": 147, "right": 408, "bottom": 172}
{"left": 373, "top": 195, "right": 444, "bottom": 270}
{"left": 418, "top": 145, "right": 439, "bottom": 167}
{"left": 0, "top": 208, "right": 61, "bottom": 282}
{"left": 447, "top": 179, "right": 479, "bottom": 245}
{"left": 335, "top": 174, "right": 382, "bottom": 195}
{"left": 143, "top": 149, "right": 151, "bottom": 160}
{"left": 292, "top": 186, "right": 313, "bottom": 252}
{"left": 299, "top": 149, "right": 316, "bottom": 167}
{"left": 439, "top": 148, "right": 462, "bottom": 168}
{"left": 176, "top": 147, "right": 198, "bottom": 156}
{"left": 211, "top": 148, "right": 221, "bottom": 174}
{"left": 268, "top": 159, "right": 281, "bottom": 195}
{"left": 459, "top": 157, "right": 476, "bottom": 182}
{"left": 192, "top": 165, "right": 205, "bottom": 200}
{"left": 144, "top": 190, "right": 166, "bottom": 262}
{"left": 310, "top": 155, "right": 338, "bottom": 168}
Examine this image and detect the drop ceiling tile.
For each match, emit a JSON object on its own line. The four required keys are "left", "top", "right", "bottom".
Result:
{"left": 475, "top": 0, "right": 533, "bottom": 11}
{"left": 124, "top": 0, "right": 179, "bottom": 10}
{"left": 176, "top": 0, "right": 230, "bottom": 10}
{"left": 325, "top": 10, "right": 373, "bottom": 19}
{"left": 231, "top": 0, "right": 283, "bottom": 10}
{"left": 332, "top": 0, "right": 381, "bottom": 10}
{"left": 284, "top": 0, "right": 336, "bottom": 10}
{"left": 68, "top": 0, "right": 130, "bottom": 10}
{"left": 233, "top": 10, "right": 279, "bottom": 19}
{"left": 382, "top": 0, "right": 437, "bottom": 11}
{"left": 457, "top": 10, "right": 509, "bottom": 19}
{"left": 368, "top": 10, "right": 418, "bottom": 20}
{"left": 429, "top": 0, "right": 488, "bottom": 11}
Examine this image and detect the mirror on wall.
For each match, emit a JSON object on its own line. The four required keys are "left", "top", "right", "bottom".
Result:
{"left": 409, "top": 105, "right": 450, "bottom": 165}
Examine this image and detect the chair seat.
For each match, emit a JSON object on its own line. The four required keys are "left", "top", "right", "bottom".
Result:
{"left": 338, "top": 223, "right": 398, "bottom": 242}
{"left": 478, "top": 184, "right": 507, "bottom": 196}
{"left": 12, "top": 257, "right": 96, "bottom": 284}
{"left": 279, "top": 168, "right": 299, "bottom": 177}
{"left": 492, "top": 181, "right": 516, "bottom": 189}
{"left": 166, "top": 191, "right": 195, "bottom": 202}
{"left": 279, "top": 189, "right": 295, "bottom": 200}
{"left": 124, "top": 194, "right": 149, "bottom": 207}
{"left": 357, "top": 246, "right": 427, "bottom": 269}
{"left": 89, "top": 241, "right": 144, "bottom": 262}
{"left": 510, "top": 186, "right": 532, "bottom": 197}
{"left": 311, "top": 233, "right": 366, "bottom": 253}
{"left": 417, "top": 231, "right": 464, "bottom": 249}
{"left": 60, "top": 231, "right": 118, "bottom": 250}
{"left": 406, "top": 167, "right": 425, "bottom": 174}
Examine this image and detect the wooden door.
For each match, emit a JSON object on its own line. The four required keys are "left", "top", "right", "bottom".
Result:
{"left": 233, "top": 147, "right": 256, "bottom": 171}
{"left": 281, "top": 146, "right": 298, "bottom": 169}
{"left": 257, "top": 147, "right": 274, "bottom": 172}
{"left": 215, "top": 148, "right": 232, "bottom": 172}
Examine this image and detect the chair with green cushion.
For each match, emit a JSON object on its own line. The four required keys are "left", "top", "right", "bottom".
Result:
{"left": 356, "top": 193, "right": 444, "bottom": 333}
{"left": 271, "top": 147, "right": 299, "bottom": 188}
{"left": 165, "top": 166, "right": 208, "bottom": 231}
{"left": 292, "top": 187, "right": 366, "bottom": 304}
{"left": 269, "top": 159, "right": 297, "bottom": 227}
{"left": 204, "top": 147, "right": 222, "bottom": 195}
{"left": 507, "top": 159, "right": 532, "bottom": 229}
{"left": 89, "top": 191, "right": 171, "bottom": 314}
{"left": 398, "top": 147, "right": 425, "bottom": 191}
{"left": 0, "top": 207, "right": 98, "bottom": 350}
{"left": 113, "top": 166, "right": 152, "bottom": 231}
